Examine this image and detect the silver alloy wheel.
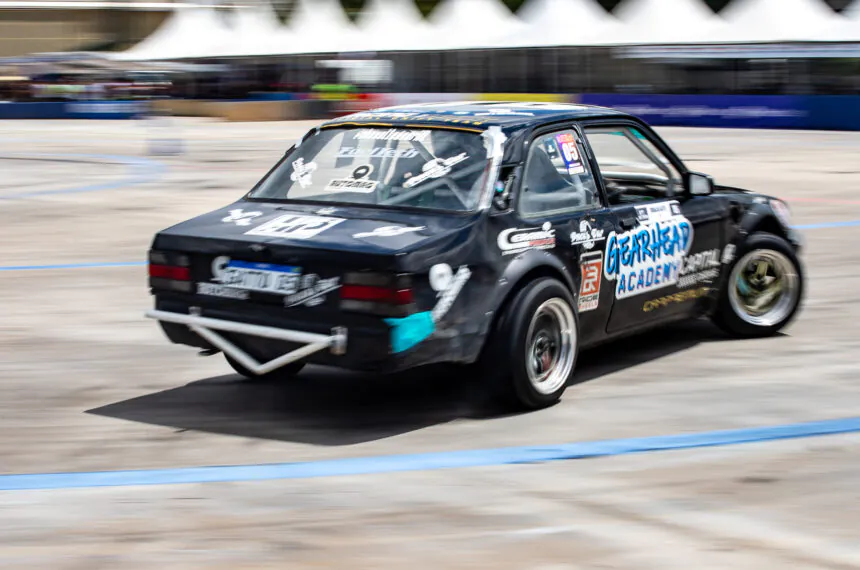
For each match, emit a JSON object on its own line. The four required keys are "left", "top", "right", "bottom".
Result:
{"left": 524, "top": 298, "right": 576, "bottom": 395}
{"left": 728, "top": 249, "right": 800, "bottom": 327}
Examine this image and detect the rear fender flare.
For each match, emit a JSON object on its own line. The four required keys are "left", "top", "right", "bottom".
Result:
{"left": 474, "top": 251, "right": 577, "bottom": 350}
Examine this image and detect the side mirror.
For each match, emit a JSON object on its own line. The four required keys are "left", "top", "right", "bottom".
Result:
{"left": 686, "top": 171, "right": 714, "bottom": 196}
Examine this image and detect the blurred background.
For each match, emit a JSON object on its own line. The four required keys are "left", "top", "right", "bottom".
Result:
{"left": 1, "top": 0, "right": 860, "bottom": 128}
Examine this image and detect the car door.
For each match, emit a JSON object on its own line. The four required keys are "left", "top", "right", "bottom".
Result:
{"left": 581, "top": 123, "right": 726, "bottom": 334}
{"left": 513, "top": 126, "right": 618, "bottom": 347}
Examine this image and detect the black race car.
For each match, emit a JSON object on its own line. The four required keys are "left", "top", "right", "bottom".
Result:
{"left": 146, "top": 102, "right": 804, "bottom": 409}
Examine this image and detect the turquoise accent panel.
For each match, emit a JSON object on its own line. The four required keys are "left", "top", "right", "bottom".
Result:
{"left": 385, "top": 312, "right": 436, "bottom": 354}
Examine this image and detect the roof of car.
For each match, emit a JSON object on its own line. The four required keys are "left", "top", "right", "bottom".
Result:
{"left": 320, "top": 101, "right": 631, "bottom": 133}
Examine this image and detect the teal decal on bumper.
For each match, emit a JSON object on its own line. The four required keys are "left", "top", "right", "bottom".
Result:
{"left": 384, "top": 312, "right": 436, "bottom": 354}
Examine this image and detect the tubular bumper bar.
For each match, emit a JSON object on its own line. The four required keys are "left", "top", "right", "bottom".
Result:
{"left": 145, "top": 308, "right": 347, "bottom": 376}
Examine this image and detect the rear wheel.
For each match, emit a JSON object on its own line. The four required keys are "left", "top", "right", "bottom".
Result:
{"left": 712, "top": 232, "right": 803, "bottom": 337}
{"left": 224, "top": 354, "right": 306, "bottom": 382}
{"left": 481, "top": 277, "right": 578, "bottom": 410}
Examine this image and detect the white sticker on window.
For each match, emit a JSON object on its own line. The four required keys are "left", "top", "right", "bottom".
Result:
{"left": 403, "top": 153, "right": 469, "bottom": 188}
{"left": 290, "top": 158, "right": 317, "bottom": 188}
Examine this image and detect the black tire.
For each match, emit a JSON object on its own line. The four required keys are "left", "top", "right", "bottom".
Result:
{"left": 480, "top": 277, "right": 579, "bottom": 410}
{"left": 712, "top": 231, "right": 804, "bottom": 338}
{"left": 224, "top": 354, "right": 306, "bottom": 382}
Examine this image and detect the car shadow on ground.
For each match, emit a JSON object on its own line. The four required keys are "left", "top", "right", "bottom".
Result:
{"left": 87, "top": 319, "right": 755, "bottom": 446}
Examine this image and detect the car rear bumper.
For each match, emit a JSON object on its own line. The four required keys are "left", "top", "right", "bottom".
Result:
{"left": 149, "top": 296, "right": 479, "bottom": 373}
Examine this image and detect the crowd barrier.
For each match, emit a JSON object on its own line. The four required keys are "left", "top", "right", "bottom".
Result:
{"left": 0, "top": 100, "right": 150, "bottom": 120}
{"left": 3, "top": 94, "right": 860, "bottom": 130}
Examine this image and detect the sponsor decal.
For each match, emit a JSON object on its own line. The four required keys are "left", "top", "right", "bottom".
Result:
{"left": 385, "top": 264, "right": 472, "bottom": 353}
{"left": 245, "top": 214, "right": 344, "bottom": 240}
{"left": 721, "top": 243, "right": 737, "bottom": 265}
{"left": 457, "top": 108, "right": 534, "bottom": 117}
{"left": 677, "top": 248, "right": 721, "bottom": 288}
{"left": 555, "top": 133, "right": 585, "bottom": 175}
{"left": 283, "top": 274, "right": 341, "bottom": 308}
{"left": 354, "top": 128, "right": 430, "bottom": 142}
{"left": 196, "top": 282, "right": 249, "bottom": 300}
{"left": 603, "top": 215, "right": 694, "bottom": 299}
{"left": 290, "top": 158, "right": 317, "bottom": 188}
{"left": 431, "top": 265, "right": 471, "bottom": 322}
{"left": 635, "top": 200, "right": 678, "bottom": 224}
{"left": 578, "top": 251, "right": 603, "bottom": 313}
{"left": 403, "top": 153, "right": 469, "bottom": 188}
{"left": 325, "top": 164, "right": 379, "bottom": 194}
{"left": 336, "top": 146, "right": 420, "bottom": 159}
{"left": 642, "top": 287, "right": 710, "bottom": 313}
{"left": 498, "top": 222, "right": 556, "bottom": 256}
{"left": 349, "top": 112, "right": 422, "bottom": 121}
{"left": 429, "top": 263, "right": 453, "bottom": 293}
{"left": 221, "top": 208, "right": 263, "bottom": 227}
{"left": 210, "top": 256, "right": 302, "bottom": 295}
{"left": 353, "top": 225, "right": 425, "bottom": 239}
{"left": 570, "top": 220, "right": 605, "bottom": 250}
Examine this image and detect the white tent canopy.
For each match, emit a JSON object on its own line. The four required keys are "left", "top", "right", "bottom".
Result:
{"left": 613, "top": 0, "right": 730, "bottom": 44}
{"left": 353, "top": 0, "right": 434, "bottom": 52}
{"left": 113, "top": 0, "right": 860, "bottom": 61}
{"left": 516, "top": 0, "right": 623, "bottom": 46}
{"left": 222, "top": 2, "right": 289, "bottom": 57}
{"left": 115, "top": 6, "right": 233, "bottom": 61}
{"left": 425, "top": 0, "right": 527, "bottom": 50}
{"left": 720, "top": 0, "right": 846, "bottom": 43}
{"left": 274, "top": 0, "right": 361, "bottom": 55}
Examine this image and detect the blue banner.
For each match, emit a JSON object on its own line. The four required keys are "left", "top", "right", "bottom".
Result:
{"left": 578, "top": 94, "right": 860, "bottom": 131}
{"left": 0, "top": 100, "right": 150, "bottom": 120}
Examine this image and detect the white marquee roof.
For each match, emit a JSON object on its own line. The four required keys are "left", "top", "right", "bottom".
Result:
{"left": 114, "top": 0, "right": 860, "bottom": 61}
{"left": 515, "top": 0, "right": 623, "bottom": 46}
{"left": 719, "top": 0, "right": 846, "bottom": 42}
{"left": 353, "top": 0, "right": 434, "bottom": 52}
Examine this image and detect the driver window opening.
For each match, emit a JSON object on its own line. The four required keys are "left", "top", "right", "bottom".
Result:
{"left": 583, "top": 127, "right": 682, "bottom": 205}
{"left": 518, "top": 129, "right": 600, "bottom": 217}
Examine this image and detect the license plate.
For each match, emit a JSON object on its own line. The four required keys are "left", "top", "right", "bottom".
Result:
{"left": 213, "top": 259, "right": 302, "bottom": 295}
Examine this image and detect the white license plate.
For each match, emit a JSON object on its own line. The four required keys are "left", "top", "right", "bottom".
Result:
{"left": 215, "top": 260, "right": 302, "bottom": 295}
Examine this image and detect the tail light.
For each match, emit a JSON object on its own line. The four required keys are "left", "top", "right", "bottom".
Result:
{"left": 340, "top": 272, "right": 415, "bottom": 317}
{"left": 148, "top": 250, "right": 192, "bottom": 293}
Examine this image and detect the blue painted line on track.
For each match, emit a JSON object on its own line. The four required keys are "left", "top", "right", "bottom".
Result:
{"left": 0, "top": 261, "right": 146, "bottom": 272}
{"left": 0, "top": 153, "right": 166, "bottom": 199}
{"left": 2, "top": 417, "right": 859, "bottom": 491}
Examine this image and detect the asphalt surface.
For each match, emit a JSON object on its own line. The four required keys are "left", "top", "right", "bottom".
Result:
{"left": 1, "top": 118, "right": 859, "bottom": 569}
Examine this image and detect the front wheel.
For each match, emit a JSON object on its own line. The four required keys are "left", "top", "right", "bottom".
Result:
{"left": 225, "top": 354, "right": 306, "bottom": 382}
{"left": 712, "top": 232, "right": 804, "bottom": 338}
{"left": 480, "top": 278, "right": 579, "bottom": 410}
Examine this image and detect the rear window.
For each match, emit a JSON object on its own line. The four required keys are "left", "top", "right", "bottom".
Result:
{"left": 248, "top": 127, "right": 494, "bottom": 212}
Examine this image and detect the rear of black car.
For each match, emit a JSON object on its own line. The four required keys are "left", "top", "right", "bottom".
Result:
{"left": 148, "top": 235, "right": 419, "bottom": 372}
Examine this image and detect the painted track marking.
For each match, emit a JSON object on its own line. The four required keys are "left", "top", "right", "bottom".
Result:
{"left": 1, "top": 417, "right": 858, "bottom": 491}
{"left": 0, "top": 153, "right": 166, "bottom": 199}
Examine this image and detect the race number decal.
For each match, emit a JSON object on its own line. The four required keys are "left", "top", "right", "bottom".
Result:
{"left": 245, "top": 214, "right": 344, "bottom": 240}
{"left": 578, "top": 251, "right": 603, "bottom": 313}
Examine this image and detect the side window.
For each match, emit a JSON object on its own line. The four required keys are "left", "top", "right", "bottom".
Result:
{"left": 583, "top": 126, "right": 682, "bottom": 205}
{"left": 518, "top": 129, "right": 600, "bottom": 217}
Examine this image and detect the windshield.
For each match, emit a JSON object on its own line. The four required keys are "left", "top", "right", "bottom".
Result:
{"left": 248, "top": 127, "right": 495, "bottom": 212}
